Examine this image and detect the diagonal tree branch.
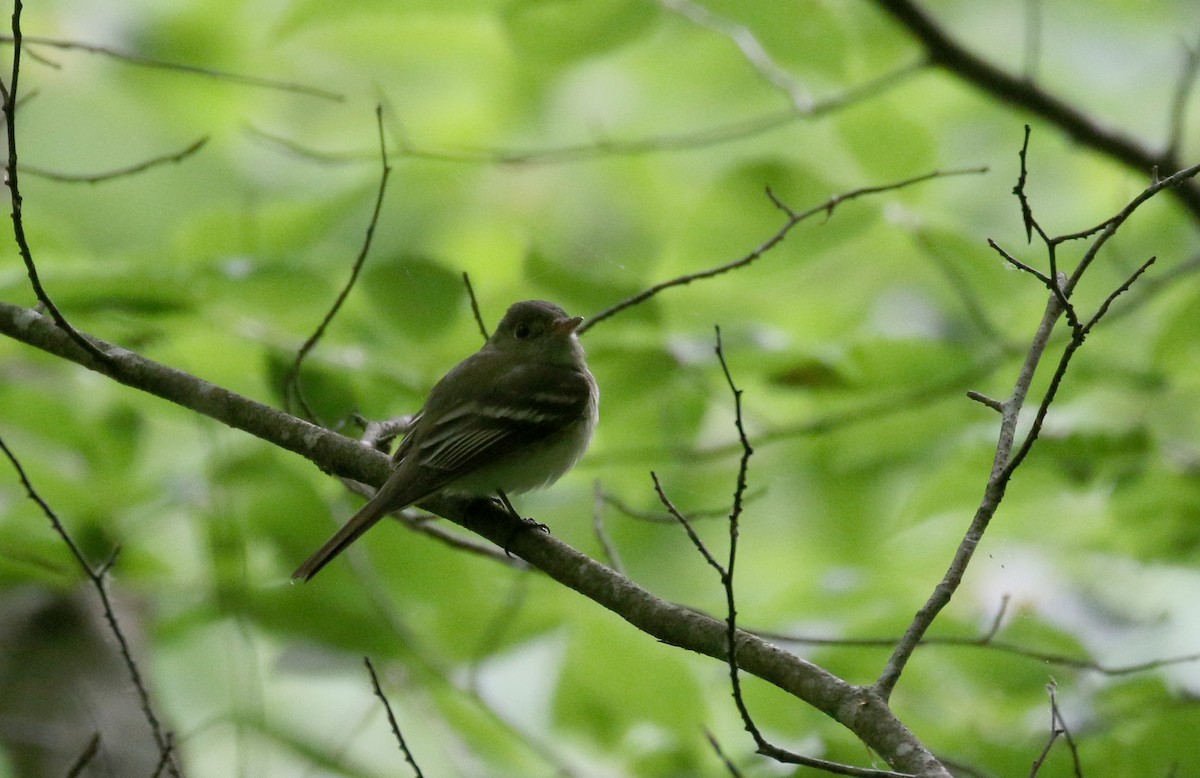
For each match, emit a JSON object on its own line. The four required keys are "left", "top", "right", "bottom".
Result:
{"left": 868, "top": 0, "right": 1200, "bottom": 221}
{"left": 0, "top": 299, "right": 949, "bottom": 777}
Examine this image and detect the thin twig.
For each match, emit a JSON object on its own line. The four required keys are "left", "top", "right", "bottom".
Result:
{"left": 704, "top": 729, "right": 746, "bottom": 778}
{"left": 987, "top": 238, "right": 1077, "bottom": 332}
{"left": 580, "top": 166, "right": 986, "bottom": 334}
{"left": 875, "top": 152, "right": 1193, "bottom": 702}
{"left": 21, "top": 136, "right": 208, "bottom": 183}
{"left": 1051, "top": 686, "right": 1084, "bottom": 778}
{"left": 1165, "top": 34, "right": 1200, "bottom": 159}
{"left": 591, "top": 480, "right": 625, "bottom": 574}
{"left": 868, "top": 0, "right": 1200, "bottom": 220}
{"left": 660, "top": 0, "right": 810, "bottom": 111}
{"left": 1001, "top": 264, "right": 1154, "bottom": 482}
{"left": 13, "top": 34, "right": 344, "bottom": 102}
{"left": 1057, "top": 163, "right": 1200, "bottom": 298}
{"left": 364, "top": 657, "right": 425, "bottom": 778}
{"left": 247, "top": 63, "right": 923, "bottom": 168}
{"left": 462, "top": 271, "right": 489, "bottom": 341}
{"left": 1, "top": 2, "right": 109, "bottom": 364}
{"left": 758, "top": 592, "right": 1200, "bottom": 676}
{"left": 1029, "top": 683, "right": 1083, "bottom": 778}
{"left": 712, "top": 327, "right": 759, "bottom": 755}
{"left": 652, "top": 471, "right": 725, "bottom": 574}
{"left": 396, "top": 510, "right": 526, "bottom": 565}
{"left": 284, "top": 105, "right": 392, "bottom": 421}
{"left": 665, "top": 333, "right": 911, "bottom": 778}
{"left": 1013, "top": 125, "right": 1039, "bottom": 243}
{"left": 64, "top": 733, "right": 101, "bottom": 778}
{"left": 966, "top": 390, "right": 1004, "bottom": 413}
{"left": 1082, "top": 256, "right": 1156, "bottom": 333}
{"left": 0, "top": 435, "right": 182, "bottom": 776}
{"left": 149, "top": 733, "right": 176, "bottom": 778}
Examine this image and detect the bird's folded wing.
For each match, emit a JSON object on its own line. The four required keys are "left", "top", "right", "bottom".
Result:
{"left": 413, "top": 363, "right": 593, "bottom": 475}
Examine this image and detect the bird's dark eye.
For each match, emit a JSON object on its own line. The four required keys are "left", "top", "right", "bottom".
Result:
{"left": 514, "top": 322, "right": 532, "bottom": 339}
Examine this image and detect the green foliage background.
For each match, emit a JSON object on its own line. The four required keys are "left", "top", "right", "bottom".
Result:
{"left": 1, "top": 0, "right": 1199, "bottom": 776}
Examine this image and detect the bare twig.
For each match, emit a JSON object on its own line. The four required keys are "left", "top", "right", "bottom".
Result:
{"left": 13, "top": 34, "right": 343, "bottom": 101}
{"left": 1012, "top": 125, "right": 1043, "bottom": 244}
{"left": 705, "top": 729, "right": 746, "bottom": 778}
{"left": 986, "top": 237, "right": 1052, "bottom": 286}
{"left": 1029, "top": 683, "right": 1082, "bottom": 778}
{"left": 711, "top": 327, "right": 759, "bottom": 757}
{"left": 591, "top": 480, "right": 625, "bottom": 574}
{"left": 462, "top": 271, "right": 489, "bottom": 341}
{"left": 600, "top": 484, "right": 763, "bottom": 523}
{"left": 1166, "top": 34, "right": 1200, "bottom": 159}
{"left": 660, "top": 0, "right": 810, "bottom": 111}
{"left": 1002, "top": 261, "right": 1155, "bottom": 481}
{"left": 580, "top": 166, "right": 986, "bottom": 334}
{"left": 0, "top": 435, "right": 182, "bottom": 776}
{"left": 966, "top": 390, "right": 1004, "bottom": 413}
{"left": 875, "top": 150, "right": 1196, "bottom": 701}
{"left": 150, "top": 734, "right": 176, "bottom": 778}
{"left": 1060, "top": 163, "right": 1200, "bottom": 294}
{"left": 656, "top": 333, "right": 912, "bottom": 778}
{"left": 246, "top": 62, "right": 922, "bottom": 167}
{"left": 758, "top": 593, "right": 1200, "bottom": 676}
{"left": 64, "top": 733, "right": 101, "bottom": 778}
{"left": 22, "top": 136, "right": 208, "bottom": 183}
{"left": 987, "top": 238, "right": 1078, "bottom": 331}
{"left": 652, "top": 471, "right": 725, "bottom": 574}
{"left": 395, "top": 510, "right": 526, "bottom": 565}
{"left": 1052, "top": 686, "right": 1084, "bottom": 778}
{"left": 1, "top": 3, "right": 109, "bottom": 364}
{"left": 364, "top": 657, "right": 425, "bottom": 778}
{"left": 875, "top": 294, "right": 1059, "bottom": 698}
{"left": 868, "top": 0, "right": 1200, "bottom": 220}
{"left": 284, "top": 106, "right": 392, "bottom": 421}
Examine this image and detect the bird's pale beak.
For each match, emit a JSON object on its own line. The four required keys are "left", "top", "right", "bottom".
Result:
{"left": 555, "top": 315, "right": 584, "bottom": 335}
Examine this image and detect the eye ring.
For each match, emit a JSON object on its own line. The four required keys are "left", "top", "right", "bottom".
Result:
{"left": 514, "top": 322, "right": 532, "bottom": 339}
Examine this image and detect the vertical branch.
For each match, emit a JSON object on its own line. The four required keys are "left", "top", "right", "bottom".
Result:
{"left": 462, "top": 271, "right": 489, "bottom": 341}
{"left": 1, "top": 0, "right": 107, "bottom": 362}
{"left": 284, "top": 105, "right": 392, "bottom": 421}
{"left": 876, "top": 281, "right": 1066, "bottom": 700}
{"left": 364, "top": 656, "right": 426, "bottom": 778}
{"left": 591, "top": 480, "right": 626, "bottom": 574}
{"left": 712, "top": 326, "right": 756, "bottom": 743}
{"left": 1021, "top": 0, "right": 1042, "bottom": 81}
{"left": 0, "top": 435, "right": 182, "bottom": 776}
{"left": 874, "top": 152, "right": 1194, "bottom": 702}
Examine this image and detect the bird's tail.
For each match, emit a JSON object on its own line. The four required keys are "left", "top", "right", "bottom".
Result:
{"left": 291, "top": 479, "right": 407, "bottom": 582}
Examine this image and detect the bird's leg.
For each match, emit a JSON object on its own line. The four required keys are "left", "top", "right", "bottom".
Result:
{"left": 496, "top": 490, "right": 549, "bottom": 556}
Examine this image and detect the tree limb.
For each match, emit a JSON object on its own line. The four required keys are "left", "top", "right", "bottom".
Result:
{"left": 0, "top": 300, "right": 949, "bottom": 776}
{"left": 869, "top": 0, "right": 1200, "bottom": 220}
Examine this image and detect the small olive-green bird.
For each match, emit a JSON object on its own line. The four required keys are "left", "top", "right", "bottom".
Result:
{"left": 293, "top": 300, "right": 599, "bottom": 581}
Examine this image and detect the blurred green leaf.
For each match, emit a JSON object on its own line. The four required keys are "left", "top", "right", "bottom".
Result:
{"left": 502, "top": 0, "right": 660, "bottom": 67}
{"left": 361, "top": 254, "right": 466, "bottom": 339}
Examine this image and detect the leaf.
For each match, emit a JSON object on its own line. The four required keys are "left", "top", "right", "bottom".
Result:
{"left": 502, "top": 0, "right": 659, "bottom": 67}
{"left": 361, "top": 254, "right": 465, "bottom": 339}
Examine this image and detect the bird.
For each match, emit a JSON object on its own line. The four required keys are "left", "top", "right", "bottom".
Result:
{"left": 292, "top": 300, "right": 598, "bottom": 581}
